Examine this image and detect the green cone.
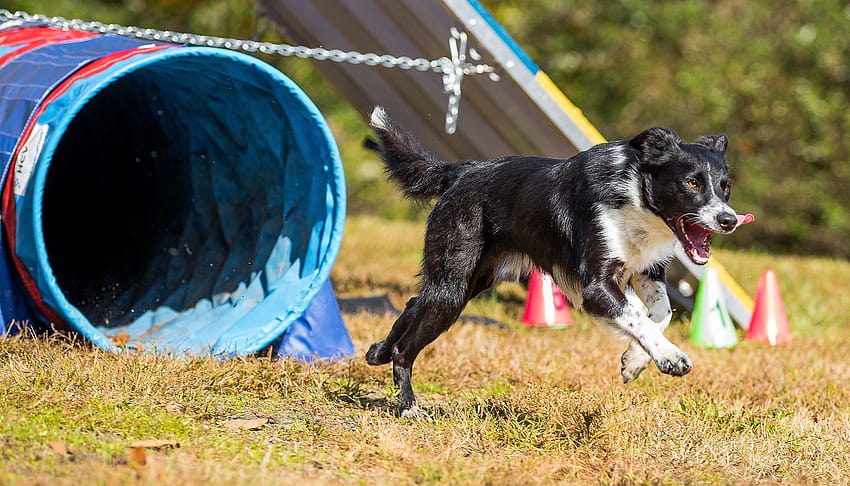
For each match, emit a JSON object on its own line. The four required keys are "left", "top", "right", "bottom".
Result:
{"left": 689, "top": 267, "right": 738, "bottom": 348}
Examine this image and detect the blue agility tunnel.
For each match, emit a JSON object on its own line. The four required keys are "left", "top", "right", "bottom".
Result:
{"left": 0, "top": 24, "right": 351, "bottom": 359}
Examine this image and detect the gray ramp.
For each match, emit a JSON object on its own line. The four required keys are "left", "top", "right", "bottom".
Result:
{"left": 257, "top": 0, "right": 603, "bottom": 162}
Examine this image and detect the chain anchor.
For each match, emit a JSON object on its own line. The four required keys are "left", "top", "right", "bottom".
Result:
{"left": 442, "top": 28, "right": 466, "bottom": 135}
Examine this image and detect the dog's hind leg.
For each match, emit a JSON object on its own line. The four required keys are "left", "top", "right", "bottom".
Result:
{"left": 364, "top": 294, "right": 445, "bottom": 417}
{"left": 367, "top": 190, "right": 496, "bottom": 418}
{"left": 388, "top": 288, "right": 467, "bottom": 418}
{"left": 389, "top": 267, "right": 496, "bottom": 418}
{"left": 392, "top": 214, "right": 497, "bottom": 417}
{"left": 366, "top": 297, "right": 419, "bottom": 366}
{"left": 364, "top": 257, "right": 489, "bottom": 369}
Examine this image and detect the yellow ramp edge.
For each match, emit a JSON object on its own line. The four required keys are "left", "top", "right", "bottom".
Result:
{"left": 534, "top": 71, "right": 606, "bottom": 146}
{"left": 707, "top": 259, "right": 755, "bottom": 311}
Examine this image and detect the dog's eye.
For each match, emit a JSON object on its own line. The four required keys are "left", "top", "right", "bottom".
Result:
{"left": 686, "top": 178, "right": 700, "bottom": 189}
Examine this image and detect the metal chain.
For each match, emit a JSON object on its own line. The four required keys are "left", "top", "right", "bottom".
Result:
{"left": 0, "top": 9, "right": 499, "bottom": 133}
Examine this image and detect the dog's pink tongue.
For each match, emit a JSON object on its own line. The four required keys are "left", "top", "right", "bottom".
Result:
{"left": 735, "top": 214, "right": 755, "bottom": 228}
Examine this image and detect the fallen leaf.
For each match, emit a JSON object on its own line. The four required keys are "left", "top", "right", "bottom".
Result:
{"left": 421, "top": 392, "right": 448, "bottom": 402}
{"left": 110, "top": 332, "right": 130, "bottom": 347}
{"left": 222, "top": 418, "right": 269, "bottom": 430}
{"left": 129, "top": 439, "right": 179, "bottom": 449}
{"left": 128, "top": 446, "right": 147, "bottom": 466}
{"left": 47, "top": 441, "right": 70, "bottom": 455}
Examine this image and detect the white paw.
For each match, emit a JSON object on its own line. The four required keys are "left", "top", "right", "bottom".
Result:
{"left": 399, "top": 404, "right": 432, "bottom": 421}
{"left": 621, "top": 346, "right": 652, "bottom": 383}
{"left": 653, "top": 346, "right": 692, "bottom": 376}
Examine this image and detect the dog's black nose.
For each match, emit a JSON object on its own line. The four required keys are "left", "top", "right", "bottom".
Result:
{"left": 717, "top": 212, "right": 737, "bottom": 232}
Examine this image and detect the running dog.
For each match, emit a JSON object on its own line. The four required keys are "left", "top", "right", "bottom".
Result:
{"left": 365, "top": 106, "right": 752, "bottom": 418}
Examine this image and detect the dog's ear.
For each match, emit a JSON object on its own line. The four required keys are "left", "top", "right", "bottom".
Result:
{"left": 629, "top": 127, "right": 681, "bottom": 163}
{"left": 694, "top": 134, "right": 728, "bottom": 154}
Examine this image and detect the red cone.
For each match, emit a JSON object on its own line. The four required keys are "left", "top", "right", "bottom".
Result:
{"left": 522, "top": 270, "right": 573, "bottom": 328}
{"left": 745, "top": 270, "right": 792, "bottom": 345}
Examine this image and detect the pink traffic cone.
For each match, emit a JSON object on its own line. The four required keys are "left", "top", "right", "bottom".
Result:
{"left": 522, "top": 270, "right": 573, "bottom": 328}
{"left": 746, "top": 270, "right": 792, "bottom": 345}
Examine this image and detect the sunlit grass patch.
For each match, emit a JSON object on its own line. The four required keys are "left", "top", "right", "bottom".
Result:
{"left": 1, "top": 215, "right": 849, "bottom": 484}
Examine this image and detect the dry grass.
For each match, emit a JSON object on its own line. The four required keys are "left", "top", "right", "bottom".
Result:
{"left": 2, "top": 214, "right": 849, "bottom": 485}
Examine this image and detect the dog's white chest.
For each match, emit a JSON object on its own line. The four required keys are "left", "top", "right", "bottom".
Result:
{"left": 597, "top": 205, "right": 677, "bottom": 272}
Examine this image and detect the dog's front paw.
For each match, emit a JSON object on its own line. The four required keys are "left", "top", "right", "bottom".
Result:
{"left": 621, "top": 346, "right": 652, "bottom": 383}
{"left": 653, "top": 348, "right": 692, "bottom": 377}
{"left": 397, "top": 403, "right": 432, "bottom": 421}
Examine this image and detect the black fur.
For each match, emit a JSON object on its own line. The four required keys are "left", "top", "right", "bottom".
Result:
{"left": 366, "top": 107, "right": 744, "bottom": 418}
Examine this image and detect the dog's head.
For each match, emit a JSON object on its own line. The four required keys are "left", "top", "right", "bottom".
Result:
{"left": 630, "top": 127, "right": 751, "bottom": 265}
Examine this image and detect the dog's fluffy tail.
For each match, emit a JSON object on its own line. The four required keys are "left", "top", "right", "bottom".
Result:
{"left": 369, "top": 106, "right": 467, "bottom": 201}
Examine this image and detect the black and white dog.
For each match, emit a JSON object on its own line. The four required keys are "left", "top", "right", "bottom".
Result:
{"left": 365, "top": 106, "right": 752, "bottom": 418}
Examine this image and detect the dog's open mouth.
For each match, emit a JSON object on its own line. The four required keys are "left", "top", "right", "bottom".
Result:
{"left": 675, "top": 214, "right": 755, "bottom": 265}
{"left": 676, "top": 217, "right": 714, "bottom": 265}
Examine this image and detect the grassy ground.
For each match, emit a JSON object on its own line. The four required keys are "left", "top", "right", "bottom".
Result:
{"left": 2, "top": 214, "right": 850, "bottom": 485}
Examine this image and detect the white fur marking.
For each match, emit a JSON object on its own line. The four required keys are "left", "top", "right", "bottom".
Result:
{"left": 596, "top": 204, "right": 677, "bottom": 272}
{"left": 370, "top": 106, "right": 388, "bottom": 130}
{"left": 698, "top": 199, "right": 737, "bottom": 233}
{"left": 616, "top": 146, "right": 644, "bottom": 207}
{"left": 495, "top": 253, "right": 533, "bottom": 282}
{"left": 630, "top": 273, "right": 673, "bottom": 327}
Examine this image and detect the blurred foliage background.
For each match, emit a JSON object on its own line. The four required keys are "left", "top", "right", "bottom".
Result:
{"left": 6, "top": 0, "right": 850, "bottom": 257}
